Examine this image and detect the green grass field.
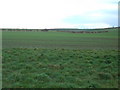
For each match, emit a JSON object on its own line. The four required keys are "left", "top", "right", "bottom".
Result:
{"left": 2, "top": 29, "right": 119, "bottom": 88}
{"left": 2, "top": 29, "right": 118, "bottom": 49}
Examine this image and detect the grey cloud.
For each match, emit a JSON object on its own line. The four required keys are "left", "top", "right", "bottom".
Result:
{"left": 63, "top": 9, "right": 118, "bottom": 26}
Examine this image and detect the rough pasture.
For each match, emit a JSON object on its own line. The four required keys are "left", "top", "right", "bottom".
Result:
{"left": 2, "top": 48, "right": 119, "bottom": 88}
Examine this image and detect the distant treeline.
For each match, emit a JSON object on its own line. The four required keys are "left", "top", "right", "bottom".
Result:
{"left": 1, "top": 29, "right": 44, "bottom": 31}
{"left": 0, "top": 27, "right": 119, "bottom": 32}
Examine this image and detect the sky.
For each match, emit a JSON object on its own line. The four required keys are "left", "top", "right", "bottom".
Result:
{"left": 0, "top": 0, "right": 119, "bottom": 29}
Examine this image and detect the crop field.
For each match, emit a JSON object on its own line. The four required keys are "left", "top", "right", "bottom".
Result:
{"left": 2, "top": 28, "right": 118, "bottom": 49}
{"left": 2, "top": 28, "right": 119, "bottom": 88}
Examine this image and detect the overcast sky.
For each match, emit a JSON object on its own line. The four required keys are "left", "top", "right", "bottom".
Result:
{"left": 0, "top": 0, "right": 118, "bottom": 29}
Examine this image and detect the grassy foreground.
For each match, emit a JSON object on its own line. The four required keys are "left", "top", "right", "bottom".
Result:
{"left": 2, "top": 48, "right": 118, "bottom": 88}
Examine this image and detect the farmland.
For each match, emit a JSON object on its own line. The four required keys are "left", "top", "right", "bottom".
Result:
{"left": 2, "top": 28, "right": 118, "bottom": 49}
{"left": 2, "top": 28, "right": 119, "bottom": 88}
